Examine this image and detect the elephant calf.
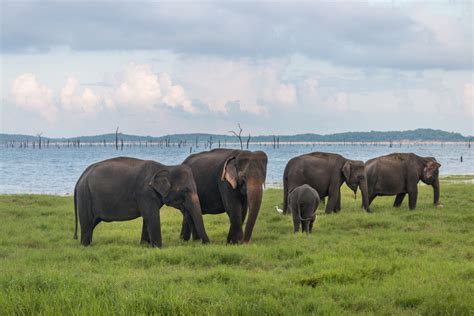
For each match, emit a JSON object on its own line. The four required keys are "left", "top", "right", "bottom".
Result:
{"left": 74, "top": 157, "right": 209, "bottom": 247}
{"left": 288, "top": 184, "right": 320, "bottom": 233}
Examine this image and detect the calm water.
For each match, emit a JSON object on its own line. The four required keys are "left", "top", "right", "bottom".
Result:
{"left": 0, "top": 143, "right": 472, "bottom": 194}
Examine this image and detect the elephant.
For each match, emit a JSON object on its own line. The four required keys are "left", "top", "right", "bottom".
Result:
{"left": 74, "top": 157, "right": 209, "bottom": 247}
{"left": 283, "top": 152, "right": 370, "bottom": 214}
{"left": 181, "top": 148, "right": 268, "bottom": 244}
{"left": 287, "top": 184, "right": 320, "bottom": 233}
{"left": 365, "top": 153, "right": 441, "bottom": 210}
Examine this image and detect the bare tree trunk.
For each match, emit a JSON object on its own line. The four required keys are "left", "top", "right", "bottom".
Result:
{"left": 115, "top": 127, "right": 119, "bottom": 150}
{"left": 229, "top": 123, "right": 243, "bottom": 150}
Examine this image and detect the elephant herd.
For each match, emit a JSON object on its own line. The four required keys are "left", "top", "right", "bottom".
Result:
{"left": 74, "top": 149, "right": 441, "bottom": 247}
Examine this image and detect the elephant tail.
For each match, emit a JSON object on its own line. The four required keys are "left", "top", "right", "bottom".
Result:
{"left": 283, "top": 172, "right": 289, "bottom": 214}
{"left": 73, "top": 186, "right": 78, "bottom": 239}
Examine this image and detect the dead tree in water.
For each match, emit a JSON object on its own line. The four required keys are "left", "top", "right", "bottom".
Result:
{"left": 246, "top": 133, "right": 251, "bottom": 149}
{"left": 229, "top": 123, "right": 244, "bottom": 150}
{"left": 36, "top": 133, "right": 42, "bottom": 149}
{"left": 208, "top": 136, "right": 213, "bottom": 149}
{"left": 115, "top": 127, "right": 119, "bottom": 150}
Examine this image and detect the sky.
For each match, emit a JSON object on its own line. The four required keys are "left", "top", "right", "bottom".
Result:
{"left": 1, "top": 0, "right": 473, "bottom": 137}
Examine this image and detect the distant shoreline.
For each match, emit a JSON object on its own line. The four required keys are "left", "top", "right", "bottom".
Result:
{"left": 1, "top": 140, "right": 471, "bottom": 147}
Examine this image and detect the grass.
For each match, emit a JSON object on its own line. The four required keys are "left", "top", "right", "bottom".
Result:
{"left": 0, "top": 182, "right": 473, "bottom": 315}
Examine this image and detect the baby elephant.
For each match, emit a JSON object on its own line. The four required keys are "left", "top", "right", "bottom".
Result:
{"left": 288, "top": 184, "right": 320, "bottom": 233}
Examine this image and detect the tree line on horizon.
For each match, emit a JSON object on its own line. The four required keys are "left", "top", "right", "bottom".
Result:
{"left": 1, "top": 128, "right": 471, "bottom": 144}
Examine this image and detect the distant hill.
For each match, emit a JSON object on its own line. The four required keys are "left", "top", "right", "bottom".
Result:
{"left": 0, "top": 129, "right": 471, "bottom": 144}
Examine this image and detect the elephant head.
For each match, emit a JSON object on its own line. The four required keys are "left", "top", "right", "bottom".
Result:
{"left": 420, "top": 157, "right": 441, "bottom": 205}
{"left": 342, "top": 160, "right": 370, "bottom": 212}
{"left": 221, "top": 151, "right": 268, "bottom": 242}
{"left": 150, "top": 166, "right": 209, "bottom": 243}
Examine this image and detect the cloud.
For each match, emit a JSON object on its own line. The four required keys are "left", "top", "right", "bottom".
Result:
{"left": 110, "top": 63, "right": 195, "bottom": 113}
{"left": 323, "top": 92, "right": 349, "bottom": 113}
{"left": 60, "top": 76, "right": 102, "bottom": 117}
{"left": 11, "top": 73, "right": 57, "bottom": 122}
{"left": 2, "top": 1, "right": 471, "bottom": 69}
{"left": 464, "top": 83, "right": 474, "bottom": 118}
{"left": 9, "top": 64, "right": 195, "bottom": 122}
{"left": 177, "top": 58, "right": 296, "bottom": 115}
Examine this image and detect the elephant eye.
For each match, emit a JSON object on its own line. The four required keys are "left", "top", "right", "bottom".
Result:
{"left": 357, "top": 175, "right": 365, "bottom": 180}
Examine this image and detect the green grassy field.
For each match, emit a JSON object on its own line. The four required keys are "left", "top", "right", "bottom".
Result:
{"left": 1, "top": 181, "right": 473, "bottom": 315}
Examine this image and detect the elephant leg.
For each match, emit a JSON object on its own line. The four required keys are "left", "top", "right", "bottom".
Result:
{"left": 309, "top": 219, "right": 315, "bottom": 233}
{"left": 227, "top": 207, "right": 243, "bottom": 244}
{"left": 180, "top": 216, "right": 191, "bottom": 241}
{"left": 369, "top": 193, "right": 377, "bottom": 206}
{"left": 408, "top": 189, "right": 418, "bottom": 210}
{"left": 141, "top": 219, "right": 150, "bottom": 244}
{"left": 80, "top": 217, "right": 100, "bottom": 246}
{"left": 140, "top": 201, "right": 162, "bottom": 247}
{"left": 79, "top": 215, "right": 100, "bottom": 246}
{"left": 393, "top": 193, "right": 406, "bottom": 208}
{"left": 325, "top": 190, "right": 340, "bottom": 214}
{"left": 241, "top": 203, "right": 248, "bottom": 224}
{"left": 302, "top": 221, "right": 310, "bottom": 233}
{"left": 335, "top": 194, "right": 341, "bottom": 213}
{"left": 226, "top": 226, "right": 234, "bottom": 243}
{"left": 292, "top": 213, "right": 301, "bottom": 233}
{"left": 190, "top": 216, "right": 200, "bottom": 241}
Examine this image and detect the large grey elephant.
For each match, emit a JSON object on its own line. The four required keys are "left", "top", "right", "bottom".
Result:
{"left": 365, "top": 153, "right": 441, "bottom": 210}
{"left": 287, "top": 184, "right": 320, "bottom": 233}
{"left": 283, "top": 152, "right": 370, "bottom": 214}
{"left": 181, "top": 148, "right": 268, "bottom": 244}
{"left": 74, "top": 157, "right": 209, "bottom": 247}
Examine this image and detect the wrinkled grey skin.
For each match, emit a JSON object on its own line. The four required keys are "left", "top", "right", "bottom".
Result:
{"left": 181, "top": 149, "right": 267, "bottom": 244}
{"left": 365, "top": 153, "right": 441, "bottom": 210}
{"left": 288, "top": 184, "right": 320, "bottom": 233}
{"left": 283, "top": 152, "right": 370, "bottom": 214}
{"left": 74, "top": 157, "right": 209, "bottom": 247}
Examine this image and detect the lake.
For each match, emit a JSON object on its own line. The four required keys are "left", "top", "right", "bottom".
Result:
{"left": 0, "top": 143, "right": 472, "bottom": 194}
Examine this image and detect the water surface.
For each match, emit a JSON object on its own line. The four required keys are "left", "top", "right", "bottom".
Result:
{"left": 0, "top": 143, "right": 471, "bottom": 194}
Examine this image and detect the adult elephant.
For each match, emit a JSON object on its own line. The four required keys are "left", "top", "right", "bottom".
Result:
{"left": 283, "top": 152, "right": 370, "bottom": 214}
{"left": 181, "top": 148, "right": 268, "bottom": 244}
{"left": 365, "top": 153, "right": 441, "bottom": 210}
{"left": 74, "top": 157, "right": 209, "bottom": 247}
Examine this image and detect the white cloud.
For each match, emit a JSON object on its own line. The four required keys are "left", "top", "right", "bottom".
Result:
{"left": 178, "top": 58, "right": 296, "bottom": 115}
{"left": 110, "top": 63, "right": 195, "bottom": 113}
{"left": 60, "top": 76, "right": 101, "bottom": 117}
{"left": 11, "top": 73, "right": 57, "bottom": 122}
{"left": 464, "top": 83, "right": 474, "bottom": 118}
{"left": 324, "top": 92, "right": 349, "bottom": 113}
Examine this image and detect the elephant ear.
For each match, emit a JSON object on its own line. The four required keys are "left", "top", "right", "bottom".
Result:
{"left": 221, "top": 157, "right": 238, "bottom": 189}
{"left": 149, "top": 170, "right": 171, "bottom": 197}
{"left": 342, "top": 161, "right": 352, "bottom": 181}
{"left": 427, "top": 160, "right": 441, "bottom": 170}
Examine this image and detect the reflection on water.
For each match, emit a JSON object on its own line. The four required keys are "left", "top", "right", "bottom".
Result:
{"left": 0, "top": 143, "right": 472, "bottom": 194}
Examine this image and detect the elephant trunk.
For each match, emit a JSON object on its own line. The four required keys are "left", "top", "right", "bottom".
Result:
{"left": 359, "top": 179, "right": 370, "bottom": 212}
{"left": 433, "top": 177, "right": 440, "bottom": 205}
{"left": 243, "top": 180, "right": 263, "bottom": 243}
{"left": 185, "top": 193, "right": 209, "bottom": 243}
